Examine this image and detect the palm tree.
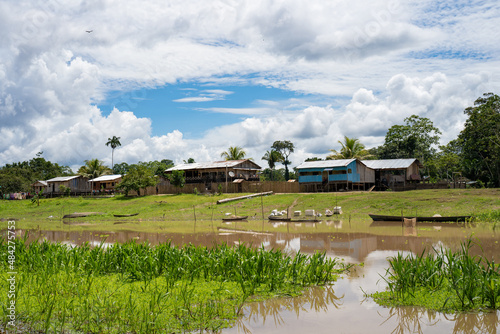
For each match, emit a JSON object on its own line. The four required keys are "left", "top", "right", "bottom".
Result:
{"left": 261, "top": 150, "right": 283, "bottom": 180}
{"left": 77, "top": 159, "right": 112, "bottom": 179}
{"left": 220, "top": 146, "right": 246, "bottom": 161}
{"left": 105, "top": 136, "right": 121, "bottom": 169}
{"left": 327, "top": 136, "right": 372, "bottom": 160}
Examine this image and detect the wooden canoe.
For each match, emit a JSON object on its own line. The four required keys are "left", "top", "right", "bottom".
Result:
{"left": 368, "top": 214, "right": 472, "bottom": 222}
{"left": 113, "top": 213, "right": 139, "bottom": 217}
{"left": 222, "top": 216, "right": 249, "bottom": 221}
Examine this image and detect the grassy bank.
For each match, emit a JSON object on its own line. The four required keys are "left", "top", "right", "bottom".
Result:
{"left": 0, "top": 189, "right": 499, "bottom": 232}
{"left": 373, "top": 238, "right": 500, "bottom": 313}
{"left": 1, "top": 237, "right": 350, "bottom": 333}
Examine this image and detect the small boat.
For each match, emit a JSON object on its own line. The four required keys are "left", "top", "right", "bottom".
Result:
{"left": 368, "top": 214, "right": 472, "bottom": 222}
{"left": 113, "top": 213, "right": 139, "bottom": 217}
{"left": 222, "top": 216, "right": 248, "bottom": 221}
{"left": 63, "top": 212, "right": 102, "bottom": 219}
{"left": 268, "top": 215, "right": 292, "bottom": 221}
{"left": 268, "top": 215, "right": 320, "bottom": 223}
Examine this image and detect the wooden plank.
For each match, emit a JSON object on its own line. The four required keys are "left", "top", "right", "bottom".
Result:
{"left": 368, "top": 185, "right": 375, "bottom": 192}
{"left": 217, "top": 191, "right": 273, "bottom": 204}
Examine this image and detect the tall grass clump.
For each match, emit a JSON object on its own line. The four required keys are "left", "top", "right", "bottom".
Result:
{"left": 374, "top": 237, "right": 500, "bottom": 312}
{"left": 0, "top": 235, "right": 350, "bottom": 333}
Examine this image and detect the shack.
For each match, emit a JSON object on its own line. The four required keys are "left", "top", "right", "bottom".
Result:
{"left": 296, "top": 159, "right": 375, "bottom": 192}
{"left": 45, "top": 175, "right": 90, "bottom": 195}
{"left": 32, "top": 180, "right": 48, "bottom": 193}
{"left": 361, "top": 159, "right": 423, "bottom": 190}
{"left": 88, "top": 174, "right": 123, "bottom": 193}
{"left": 165, "top": 159, "right": 261, "bottom": 190}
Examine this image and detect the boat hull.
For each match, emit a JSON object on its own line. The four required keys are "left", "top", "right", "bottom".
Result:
{"left": 369, "top": 214, "right": 472, "bottom": 222}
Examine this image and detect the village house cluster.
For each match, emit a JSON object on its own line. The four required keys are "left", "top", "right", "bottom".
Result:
{"left": 25, "top": 158, "right": 431, "bottom": 197}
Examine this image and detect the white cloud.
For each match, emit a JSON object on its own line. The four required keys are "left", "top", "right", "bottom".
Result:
{"left": 1, "top": 0, "right": 499, "bottom": 171}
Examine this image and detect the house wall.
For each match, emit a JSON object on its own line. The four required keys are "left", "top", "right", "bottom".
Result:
{"left": 298, "top": 161, "right": 363, "bottom": 183}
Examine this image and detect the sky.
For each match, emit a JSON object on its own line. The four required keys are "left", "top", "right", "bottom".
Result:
{"left": 1, "top": 0, "right": 499, "bottom": 171}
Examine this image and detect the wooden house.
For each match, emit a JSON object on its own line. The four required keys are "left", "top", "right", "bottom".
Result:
{"left": 165, "top": 159, "right": 261, "bottom": 190}
{"left": 89, "top": 174, "right": 123, "bottom": 193}
{"left": 361, "top": 159, "right": 423, "bottom": 190}
{"left": 45, "top": 175, "right": 90, "bottom": 194}
{"left": 296, "top": 159, "right": 375, "bottom": 192}
{"left": 32, "top": 180, "right": 48, "bottom": 194}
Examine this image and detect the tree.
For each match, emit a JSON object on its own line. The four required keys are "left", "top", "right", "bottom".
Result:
{"left": 113, "top": 162, "right": 130, "bottom": 175}
{"left": 426, "top": 140, "right": 462, "bottom": 181}
{"left": 220, "top": 146, "right": 247, "bottom": 160}
{"left": 261, "top": 150, "right": 283, "bottom": 181}
{"left": 167, "top": 170, "right": 186, "bottom": 193}
{"left": 458, "top": 93, "right": 500, "bottom": 187}
{"left": 327, "top": 136, "right": 372, "bottom": 160}
{"left": 271, "top": 140, "right": 295, "bottom": 180}
{"left": 105, "top": 136, "right": 121, "bottom": 170}
{"left": 116, "top": 164, "right": 158, "bottom": 196}
{"left": 380, "top": 115, "right": 441, "bottom": 163}
{"left": 77, "top": 159, "right": 112, "bottom": 179}
{"left": 183, "top": 158, "right": 195, "bottom": 164}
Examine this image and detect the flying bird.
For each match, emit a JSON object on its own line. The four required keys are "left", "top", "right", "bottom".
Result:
{"left": 86, "top": 30, "right": 93, "bottom": 33}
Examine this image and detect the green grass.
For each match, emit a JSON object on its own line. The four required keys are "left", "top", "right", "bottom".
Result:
{"left": 1, "top": 189, "right": 499, "bottom": 233}
{"left": 373, "top": 237, "right": 500, "bottom": 313}
{"left": 0, "top": 236, "right": 351, "bottom": 333}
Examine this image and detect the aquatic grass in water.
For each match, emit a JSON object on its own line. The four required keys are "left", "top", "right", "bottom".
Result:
{"left": 0, "top": 236, "right": 350, "bottom": 333}
{"left": 374, "top": 237, "right": 500, "bottom": 312}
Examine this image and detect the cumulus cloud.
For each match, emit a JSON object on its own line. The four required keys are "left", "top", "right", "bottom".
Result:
{"left": 0, "top": 0, "right": 499, "bottom": 171}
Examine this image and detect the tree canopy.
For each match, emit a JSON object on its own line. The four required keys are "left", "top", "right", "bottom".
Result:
{"left": 271, "top": 140, "right": 294, "bottom": 180}
{"left": 327, "top": 136, "right": 371, "bottom": 160}
{"left": 261, "top": 150, "right": 283, "bottom": 181}
{"left": 105, "top": 136, "right": 121, "bottom": 169}
{"left": 458, "top": 93, "right": 500, "bottom": 187}
{"left": 220, "top": 146, "right": 247, "bottom": 161}
{"left": 116, "top": 164, "right": 158, "bottom": 196}
{"left": 77, "top": 159, "right": 112, "bottom": 179}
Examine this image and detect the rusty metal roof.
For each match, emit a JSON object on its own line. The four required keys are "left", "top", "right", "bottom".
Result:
{"left": 166, "top": 159, "right": 261, "bottom": 172}
{"left": 361, "top": 159, "right": 422, "bottom": 170}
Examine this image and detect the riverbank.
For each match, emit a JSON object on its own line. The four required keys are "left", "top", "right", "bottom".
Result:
{"left": 1, "top": 189, "right": 499, "bottom": 232}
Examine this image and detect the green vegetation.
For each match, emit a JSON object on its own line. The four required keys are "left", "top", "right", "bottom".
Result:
{"left": 0, "top": 237, "right": 349, "bottom": 333}
{"left": 373, "top": 238, "right": 500, "bottom": 313}
{"left": 115, "top": 164, "right": 159, "bottom": 196}
{"left": 327, "top": 136, "right": 372, "bottom": 160}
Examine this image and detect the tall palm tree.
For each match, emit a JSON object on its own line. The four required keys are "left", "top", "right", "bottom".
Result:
{"left": 105, "top": 136, "right": 121, "bottom": 169}
{"left": 77, "top": 159, "right": 112, "bottom": 179}
{"left": 220, "top": 146, "right": 246, "bottom": 161}
{"left": 261, "top": 150, "right": 283, "bottom": 180}
{"left": 327, "top": 136, "right": 372, "bottom": 160}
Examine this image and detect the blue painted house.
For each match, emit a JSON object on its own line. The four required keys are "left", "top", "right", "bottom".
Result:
{"left": 296, "top": 159, "right": 375, "bottom": 192}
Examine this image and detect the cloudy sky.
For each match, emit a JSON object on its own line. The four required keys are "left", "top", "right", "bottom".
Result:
{"left": 1, "top": 0, "right": 499, "bottom": 171}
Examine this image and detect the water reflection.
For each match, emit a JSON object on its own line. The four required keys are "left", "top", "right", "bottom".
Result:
{"left": 8, "top": 219, "right": 500, "bottom": 334}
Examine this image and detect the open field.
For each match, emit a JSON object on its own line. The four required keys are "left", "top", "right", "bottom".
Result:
{"left": 1, "top": 189, "right": 499, "bottom": 233}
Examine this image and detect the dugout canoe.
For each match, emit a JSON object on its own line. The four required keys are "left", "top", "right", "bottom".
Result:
{"left": 368, "top": 213, "right": 472, "bottom": 222}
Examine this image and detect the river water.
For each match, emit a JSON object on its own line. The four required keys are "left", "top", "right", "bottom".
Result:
{"left": 19, "top": 218, "right": 500, "bottom": 333}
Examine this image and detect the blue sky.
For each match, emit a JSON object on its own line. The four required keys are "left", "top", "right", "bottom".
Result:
{"left": 0, "top": 0, "right": 499, "bottom": 170}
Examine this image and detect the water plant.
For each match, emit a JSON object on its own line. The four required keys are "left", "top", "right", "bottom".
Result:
{"left": 374, "top": 237, "right": 500, "bottom": 312}
{"left": 0, "top": 235, "right": 350, "bottom": 333}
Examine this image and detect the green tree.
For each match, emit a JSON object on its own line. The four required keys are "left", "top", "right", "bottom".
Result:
{"left": 458, "top": 93, "right": 500, "bottom": 187}
{"left": 105, "top": 136, "right": 121, "bottom": 170}
{"left": 167, "top": 170, "right": 186, "bottom": 193}
{"left": 116, "top": 164, "right": 158, "bottom": 196}
{"left": 271, "top": 140, "right": 295, "bottom": 180}
{"left": 327, "top": 136, "right": 372, "bottom": 160}
{"left": 426, "top": 140, "right": 462, "bottom": 181}
{"left": 220, "top": 146, "right": 247, "bottom": 160}
{"left": 380, "top": 115, "right": 442, "bottom": 163}
{"left": 77, "top": 159, "right": 112, "bottom": 179}
{"left": 261, "top": 150, "right": 283, "bottom": 181}
{"left": 113, "top": 162, "right": 130, "bottom": 175}
{"left": 183, "top": 158, "right": 195, "bottom": 164}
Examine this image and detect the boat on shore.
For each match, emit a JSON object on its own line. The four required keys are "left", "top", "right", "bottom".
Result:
{"left": 113, "top": 213, "right": 139, "bottom": 217}
{"left": 368, "top": 213, "right": 472, "bottom": 222}
{"left": 222, "top": 216, "right": 248, "bottom": 221}
{"left": 62, "top": 212, "right": 103, "bottom": 219}
{"left": 268, "top": 215, "right": 320, "bottom": 223}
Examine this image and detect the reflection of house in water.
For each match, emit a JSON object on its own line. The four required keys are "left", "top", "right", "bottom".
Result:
{"left": 300, "top": 234, "right": 378, "bottom": 262}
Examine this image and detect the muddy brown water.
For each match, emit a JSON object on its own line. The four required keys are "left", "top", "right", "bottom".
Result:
{"left": 17, "top": 219, "right": 500, "bottom": 333}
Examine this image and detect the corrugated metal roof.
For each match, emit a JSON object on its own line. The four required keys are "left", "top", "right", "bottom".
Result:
{"left": 89, "top": 174, "right": 123, "bottom": 182}
{"left": 166, "top": 160, "right": 261, "bottom": 172}
{"left": 296, "top": 159, "right": 356, "bottom": 170}
{"left": 33, "top": 180, "right": 48, "bottom": 186}
{"left": 361, "top": 159, "right": 421, "bottom": 170}
{"left": 46, "top": 176, "right": 81, "bottom": 182}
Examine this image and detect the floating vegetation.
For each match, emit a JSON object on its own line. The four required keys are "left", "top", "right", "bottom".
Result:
{"left": 0, "top": 236, "right": 350, "bottom": 333}
{"left": 373, "top": 237, "right": 500, "bottom": 312}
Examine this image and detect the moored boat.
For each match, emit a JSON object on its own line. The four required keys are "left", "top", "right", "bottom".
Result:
{"left": 368, "top": 213, "right": 472, "bottom": 222}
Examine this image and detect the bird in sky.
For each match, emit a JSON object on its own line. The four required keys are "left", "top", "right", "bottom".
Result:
{"left": 86, "top": 30, "right": 93, "bottom": 33}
